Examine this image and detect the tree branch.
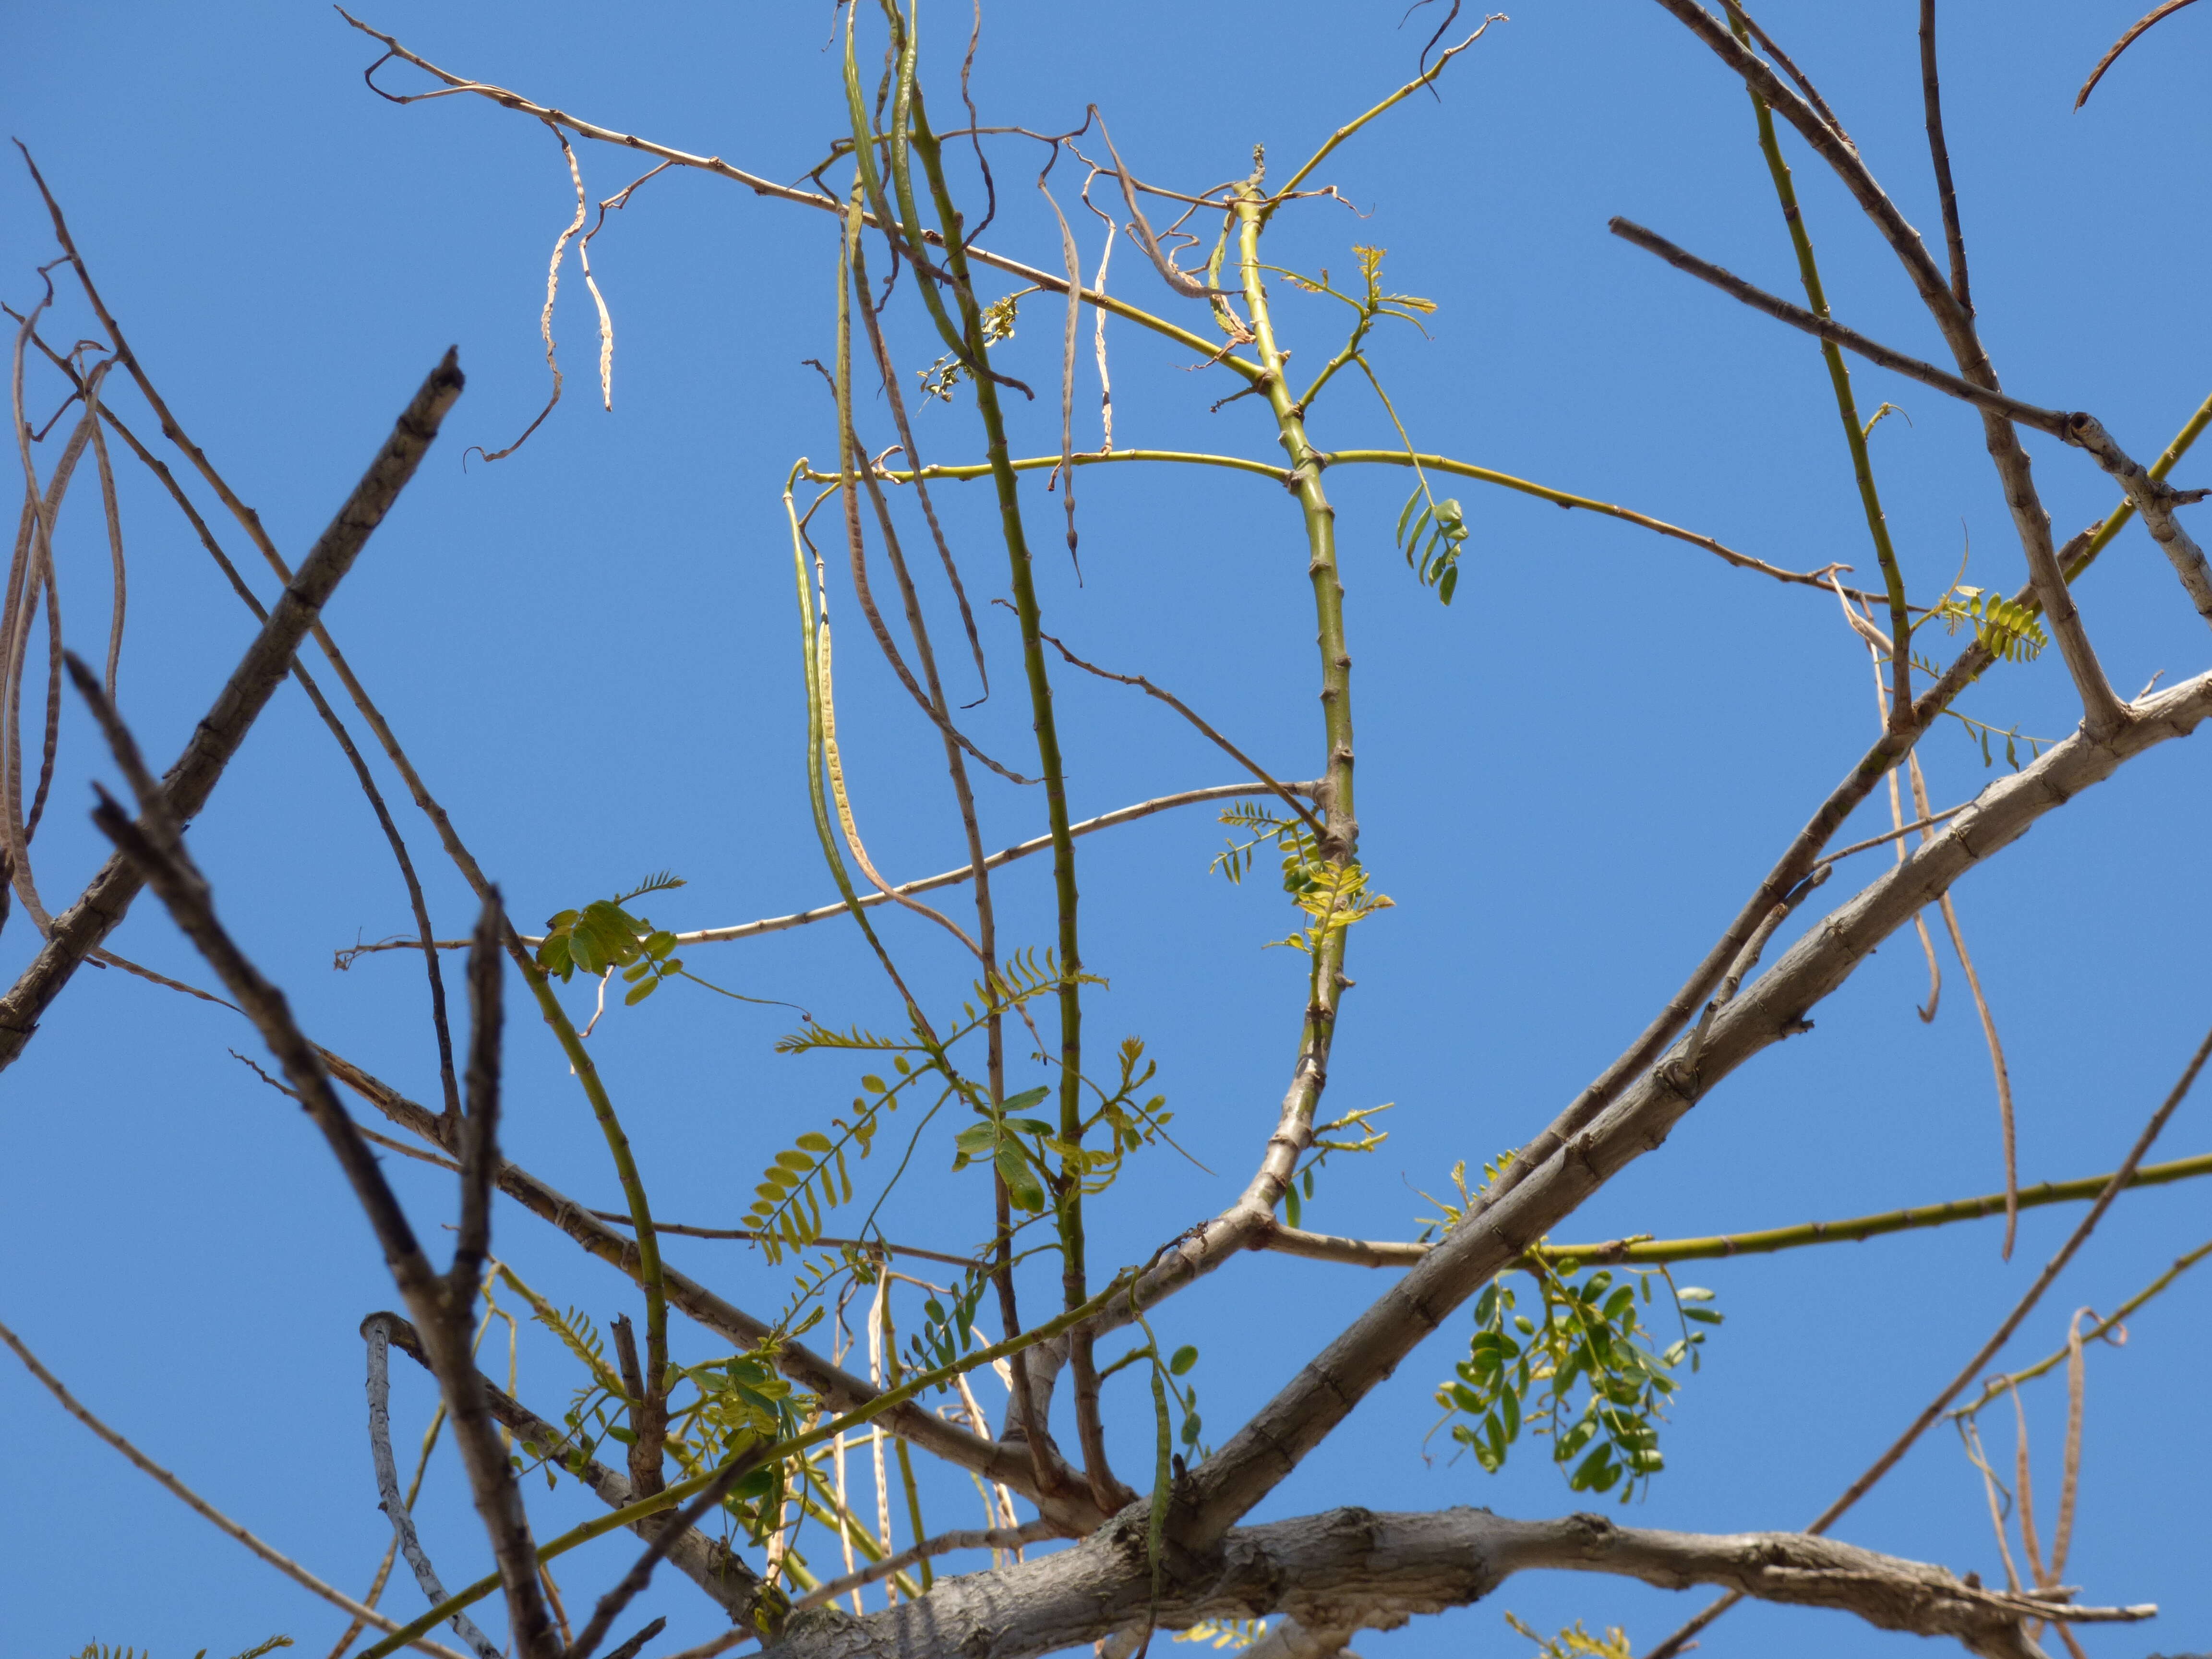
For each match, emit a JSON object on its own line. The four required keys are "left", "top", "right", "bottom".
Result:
{"left": 338, "top": 781, "right": 1319, "bottom": 962}
{"left": 1257, "top": 1147, "right": 2212, "bottom": 1268}
{"left": 2063, "top": 412, "right": 2212, "bottom": 632}
{"left": 1636, "top": 0, "right": 2128, "bottom": 737}
{"left": 1645, "top": 1014, "right": 2212, "bottom": 1659}
{"left": 793, "top": 1519, "right": 1058, "bottom": 1611}
{"left": 1606, "top": 219, "right": 2067, "bottom": 436}
{"left": 0, "top": 349, "right": 464, "bottom": 1068}
{"left": 1181, "top": 666, "right": 2212, "bottom": 1541}
{"left": 315, "top": 1046, "right": 1106, "bottom": 1530}
{"left": 373, "top": 1310, "right": 764, "bottom": 1619}
{"left": 333, "top": 11, "right": 1259, "bottom": 383}
{"left": 747, "top": 1505, "right": 2149, "bottom": 1659}
{"left": 363, "top": 1317, "right": 504, "bottom": 1659}
{"left": 81, "top": 766, "right": 559, "bottom": 1653}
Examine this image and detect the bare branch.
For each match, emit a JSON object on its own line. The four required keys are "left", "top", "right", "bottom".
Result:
{"left": 2064, "top": 412, "right": 2212, "bottom": 632}
{"left": 1917, "top": 0, "right": 1974, "bottom": 312}
{"left": 1036, "top": 629, "right": 1325, "bottom": 842}
{"left": 1258, "top": 1147, "right": 2212, "bottom": 1269}
{"left": 1607, "top": 219, "right": 2067, "bottom": 436}
{"left": 78, "top": 681, "right": 558, "bottom": 1656}
{"left": 363, "top": 1317, "right": 505, "bottom": 1659}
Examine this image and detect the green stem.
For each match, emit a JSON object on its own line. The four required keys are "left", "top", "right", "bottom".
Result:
{"left": 357, "top": 1271, "right": 1137, "bottom": 1659}
{"left": 1733, "top": 13, "right": 1912, "bottom": 723}
{"left": 1265, "top": 18, "right": 1502, "bottom": 211}
{"left": 907, "top": 92, "right": 1091, "bottom": 1319}
{"left": 1236, "top": 186, "right": 1357, "bottom": 872}
{"left": 514, "top": 955, "right": 666, "bottom": 1436}
{"left": 838, "top": 447, "right": 1834, "bottom": 594}
{"left": 879, "top": 1323, "right": 933, "bottom": 1592}
{"left": 1546, "top": 1147, "right": 2212, "bottom": 1266}
{"left": 807, "top": 449, "right": 1292, "bottom": 486}
{"left": 1230, "top": 177, "right": 1363, "bottom": 1220}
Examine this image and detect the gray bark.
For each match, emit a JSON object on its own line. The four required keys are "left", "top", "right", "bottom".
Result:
{"left": 755, "top": 1506, "right": 2145, "bottom": 1659}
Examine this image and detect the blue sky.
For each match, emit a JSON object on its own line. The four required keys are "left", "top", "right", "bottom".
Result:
{"left": 4, "top": 3, "right": 2210, "bottom": 1657}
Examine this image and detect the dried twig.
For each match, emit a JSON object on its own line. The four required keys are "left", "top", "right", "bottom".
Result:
{"left": 0, "top": 1313, "right": 469, "bottom": 1659}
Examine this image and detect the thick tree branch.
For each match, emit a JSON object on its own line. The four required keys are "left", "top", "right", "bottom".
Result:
{"left": 0, "top": 351, "right": 464, "bottom": 1068}
{"left": 750, "top": 1506, "right": 2148, "bottom": 1659}
{"left": 1182, "top": 667, "right": 2212, "bottom": 1540}
{"left": 794, "top": 1520, "right": 1059, "bottom": 1611}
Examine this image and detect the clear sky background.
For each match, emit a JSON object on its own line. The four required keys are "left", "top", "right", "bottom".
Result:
{"left": 4, "top": 3, "right": 2210, "bottom": 1657}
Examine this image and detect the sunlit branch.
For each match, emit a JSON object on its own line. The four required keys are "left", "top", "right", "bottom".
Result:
{"left": 820, "top": 444, "right": 1896, "bottom": 605}
{"left": 804, "top": 449, "right": 1292, "bottom": 486}
{"left": 1257, "top": 1147, "right": 2212, "bottom": 1269}
{"left": 336, "top": 781, "right": 1314, "bottom": 961}
{"left": 1265, "top": 16, "right": 1505, "bottom": 209}
{"left": 1317, "top": 449, "right": 1892, "bottom": 601}
{"left": 1608, "top": 218, "right": 2073, "bottom": 438}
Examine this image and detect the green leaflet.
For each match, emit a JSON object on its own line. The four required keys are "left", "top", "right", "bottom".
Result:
{"left": 1503, "top": 1613, "right": 1634, "bottom": 1659}
{"left": 1210, "top": 801, "right": 1394, "bottom": 952}
{"left": 917, "top": 292, "right": 1021, "bottom": 402}
{"left": 1172, "top": 1622, "right": 1270, "bottom": 1652}
{"left": 74, "top": 1635, "right": 295, "bottom": 1659}
{"left": 1395, "top": 484, "right": 1469, "bottom": 604}
{"left": 907, "top": 1268, "right": 992, "bottom": 1379}
{"left": 1149, "top": 1356, "right": 1171, "bottom": 1626}
{"left": 1929, "top": 582, "right": 2049, "bottom": 664}
{"left": 1431, "top": 1261, "right": 1720, "bottom": 1502}
{"left": 536, "top": 875, "right": 688, "bottom": 1007}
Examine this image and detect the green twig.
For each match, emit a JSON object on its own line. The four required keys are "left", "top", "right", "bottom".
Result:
{"left": 1950, "top": 1235, "right": 2212, "bottom": 1420}
{"left": 1548, "top": 1148, "right": 2212, "bottom": 1266}
{"left": 1731, "top": 11, "right": 1913, "bottom": 725}
{"left": 1265, "top": 14, "right": 1504, "bottom": 211}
